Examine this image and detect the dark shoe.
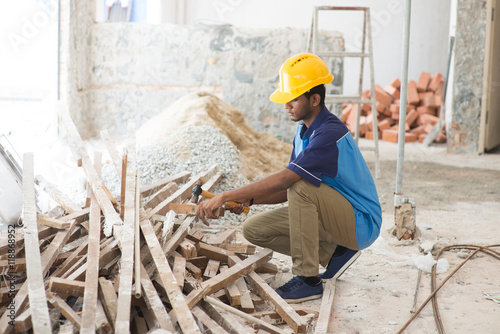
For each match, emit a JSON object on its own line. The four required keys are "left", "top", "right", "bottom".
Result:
{"left": 320, "top": 246, "right": 361, "bottom": 280}
{"left": 275, "top": 276, "right": 323, "bottom": 303}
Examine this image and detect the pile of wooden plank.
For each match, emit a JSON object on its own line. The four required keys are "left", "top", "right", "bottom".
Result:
{"left": 0, "top": 105, "right": 336, "bottom": 333}
{"left": 342, "top": 72, "right": 447, "bottom": 144}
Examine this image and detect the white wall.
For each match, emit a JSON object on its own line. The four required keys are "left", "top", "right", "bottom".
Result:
{"left": 184, "top": 0, "right": 452, "bottom": 94}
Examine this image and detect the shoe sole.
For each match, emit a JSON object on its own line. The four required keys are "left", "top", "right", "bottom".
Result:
{"left": 321, "top": 251, "right": 361, "bottom": 282}
{"left": 282, "top": 293, "right": 323, "bottom": 304}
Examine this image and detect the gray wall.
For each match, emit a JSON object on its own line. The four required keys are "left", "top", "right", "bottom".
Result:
{"left": 66, "top": 20, "right": 343, "bottom": 143}
{"left": 449, "top": 0, "right": 487, "bottom": 153}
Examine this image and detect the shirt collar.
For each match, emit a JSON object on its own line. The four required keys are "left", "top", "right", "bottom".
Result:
{"left": 300, "top": 106, "right": 330, "bottom": 140}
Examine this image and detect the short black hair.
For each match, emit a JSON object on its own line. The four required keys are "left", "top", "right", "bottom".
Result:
{"left": 303, "top": 84, "right": 326, "bottom": 107}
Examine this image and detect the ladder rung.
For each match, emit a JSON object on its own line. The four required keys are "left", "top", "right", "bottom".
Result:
{"left": 317, "top": 51, "right": 370, "bottom": 58}
{"left": 325, "top": 95, "right": 372, "bottom": 104}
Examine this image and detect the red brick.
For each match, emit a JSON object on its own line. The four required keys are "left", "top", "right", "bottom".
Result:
{"left": 416, "top": 72, "right": 431, "bottom": 92}
{"left": 384, "top": 84, "right": 400, "bottom": 99}
{"left": 390, "top": 104, "right": 399, "bottom": 113}
{"left": 417, "top": 106, "right": 437, "bottom": 116}
{"left": 422, "top": 94, "right": 441, "bottom": 108}
{"left": 406, "top": 80, "right": 420, "bottom": 105}
{"left": 405, "top": 109, "right": 419, "bottom": 128}
{"left": 428, "top": 73, "right": 443, "bottom": 92}
{"left": 375, "top": 84, "right": 394, "bottom": 107}
{"left": 389, "top": 78, "right": 401, "bottom": 89}
{"left": 366, "top": 113, "right": 374, "bottom": 131}
{"left": 391, "top": 111, "right": 399, "bottom": 120}
{"left": 418, "top": 133, "right": 427, "bottom": 143}
{"left": 410, "top": 125, "right": 427, "bottom": 136}
{"left": 378, "top": 118, "right": 392, "bottom": 132}
{"left": 419, "top": 114, "right": 439, "bottom": 126}
{"left": 405, "top": 133, "right": 418, "bottom": 142}
{"left": 418, "top": 91, "right": 434, "bottom": 102}
{"left": 382, "top": 129, "right": 399, "bottom": 143}
{"left": 362, "top": 103, "right": 371, "bottom": 113}
{"left": 435, "top": 80, "right": 445, "bottom": 97}
{"left": 359, "top": 116, "right": 367, "bottom": 137}
{"left": 341, "top": 104, "right": 354, "bottom": 123}
{"left": 435, "top": 130, "right": 447, "bottom": 143}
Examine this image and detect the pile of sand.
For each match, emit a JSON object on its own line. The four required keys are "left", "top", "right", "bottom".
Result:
{"left": 136, "top": 92, "right": 292, "bottom": 180}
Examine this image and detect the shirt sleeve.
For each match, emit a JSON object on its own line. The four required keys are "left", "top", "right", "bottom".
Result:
{"left": 286, "top": 128, "right": 341, "bottom": 186}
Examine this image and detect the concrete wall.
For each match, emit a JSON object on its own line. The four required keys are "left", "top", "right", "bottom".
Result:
{"left": 80, "top": 23, "right": 343, "bottom": 142}
{"left": 448, "top": 0, "right": 487, "bottom": 153}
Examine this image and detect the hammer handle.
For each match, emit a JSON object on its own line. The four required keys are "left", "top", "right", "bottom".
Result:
{"left": 200, "top": 190, "right": 250, "bottom": 214}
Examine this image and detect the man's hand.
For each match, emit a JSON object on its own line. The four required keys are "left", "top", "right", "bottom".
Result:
{"left": 195, "top": 194, "right": 226, "bottom": 226}
{"left": 225, "top": 198, "right": 252, "bottom": 215}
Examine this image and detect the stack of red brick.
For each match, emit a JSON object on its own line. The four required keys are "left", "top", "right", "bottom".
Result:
{"left": 341, "top": 72, "right": 447, "bottom": 143}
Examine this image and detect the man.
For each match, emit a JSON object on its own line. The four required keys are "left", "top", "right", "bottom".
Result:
{"left": 196, "top": 52, "right": 382, "bottom": 303}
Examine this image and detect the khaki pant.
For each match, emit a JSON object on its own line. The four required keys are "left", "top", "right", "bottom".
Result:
{"left": 242, "top": 179, "right": 357, "bottom": 277}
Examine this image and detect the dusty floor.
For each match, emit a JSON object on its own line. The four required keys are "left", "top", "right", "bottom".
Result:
{"left": 264, "top": 140, "right": 500, "bottom": 334}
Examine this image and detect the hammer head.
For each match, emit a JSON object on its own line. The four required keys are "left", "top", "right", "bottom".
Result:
{"left": 190, "top": 181, "right": 203, "bottom": 203}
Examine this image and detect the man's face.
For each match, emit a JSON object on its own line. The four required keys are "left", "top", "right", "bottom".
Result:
{"left": 284, "top": 94, "right": 312, "bottom": 123}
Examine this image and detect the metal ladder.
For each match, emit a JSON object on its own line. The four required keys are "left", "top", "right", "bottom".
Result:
{"left": 307, "top": 6, "right": 380, "bottom": 179}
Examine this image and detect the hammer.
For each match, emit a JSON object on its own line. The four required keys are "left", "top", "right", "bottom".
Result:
{"left": 191, "top": 182, "right": 250, "bottom": 214}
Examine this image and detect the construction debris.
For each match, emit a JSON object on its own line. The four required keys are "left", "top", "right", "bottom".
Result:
{"left": 342, "top": 72, "right": 447, "bottom": 144}
{"left": 0, "top": 104, "right": 328, "bottom": 333}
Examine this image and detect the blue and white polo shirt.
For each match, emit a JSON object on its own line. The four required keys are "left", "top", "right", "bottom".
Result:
{"left": 286, "top": 106, "right": 382, "bottom": 249}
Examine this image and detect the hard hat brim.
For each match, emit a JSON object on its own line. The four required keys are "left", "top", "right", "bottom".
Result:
{"left": 269, "top": 89, "right": 296, "bottom": 104}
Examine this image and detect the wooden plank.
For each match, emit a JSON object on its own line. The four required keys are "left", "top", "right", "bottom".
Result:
{"left": 229, "top": 255, "right": 307, "bottom": 333}
{"left": 210, "top": 229, "right": 237, "bottom": 245}
{"left": 132, "top": 316, "right": 148, "bottom": 334}
{"left": 219, "top": 265, "right": 242, "bottom": 306}
{"left": 134, "top": 170, "right": 142, "bottom": 299}
{"left": 48, "top": 277, "right": 86, "bottom": 297}
{"left": 46, "top": 292, "right": 81, "bottom": 330}
{"left": 203, "top": 259, "right": 220, "bottom": 280}
{"left": 34, "top": 175, "right": 81, "bottom": 214}
{"left": 197, "top": 242, "right": 236, "bottom": 263}
{"left": 21, "top": 153, "right": 52, "bottom": 332}
{"left": 37, "top": 214, "right": 72, "bottom": 229}
{"left": 0, "top": 225, "right": 56, "bottom": 258}
{"left": 162, "top": 216, "right": 197, "bottom": 258}
{"left": 178, "top": 239, "right": 197, "bottom": 259}
{"left": 313, "top": 279, "right": 336, "bottom": 334}
{"left": 192, "top": 305, "right": 230, "bottom": 334}
{"left": 80, "top": 188, "right": 102, "bottom": 333}
{"left": 185, "top": 261, "right": 203, "bottom": 281}
{"left": 139, "top": 219, "right": 201, "bottom": 334}
{"left": 140, "top": 171, "right": 191, "bottom": 197}
{"left": 56, "top": 103, "right": 123, "bottom": 237}
{"left": 143, "top": 182, "right": 178, "bottom": 210}
{"left": 115, "top": 122, "right": 137, "bottom": 332}
{"left": 139, "top": 262, "right": 176, "bottom": 331}
{"left": 200, "top": 172, "right": 224, "bottom": 192}
{"left": 95, "top": 300, "right": 113, "bottom": 334}
{"left": 173, "top": 255, "right": 187, "bottom": 289}
{"left": 145, "top": 165, "right": 218, "bottom": 219}
{"left": 235, "top": 277, "right": 254, "bottom": 313}
{"left": 0, "top": 258, "right": 25, "bottom": 272}
{"left": 186, "top": 248, "right": 273, "bottom": 309}
{"left": 14, "top": 309, "right": 32, "bottom": 333}
{"left": 119, "top": 148, "right": 128, "bottom": 219}
{"left": 217, "top": 243, "right": 256, "bottom": 255}
{"left": 98, "top": 277, "right": 118, "bottom": 327}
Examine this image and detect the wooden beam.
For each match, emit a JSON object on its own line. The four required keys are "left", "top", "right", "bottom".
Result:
{"left": 98, "top": 277, "right": 118, "bottom": 328}
{"left": 134, "top": 170, "right": 142, "bottom": 299}
{"left": 235, "top": 277, "right": 254, "bottom": 313}
{"left": 196, "top": 242, "right": 236, "bottom": 263}
{"left": 37, "top": 214, "right": 72, "bottom": 229}
{"left": 119, "top": 148, "right": 127, "bottom": 219}
{"left": 199, "top": 299, "right": 254, "bottom": 334}
{"left": 172, "top": 255, "right": 187, "bottom": 289}
{"left": 139, "top": 262, "right": 176, "bottom": 331}
{"left": 313, "top": 279, "right": 336, "bottom": 334}
{"left": 35, "top": 175, "right": 81, "bottom": 214}
{"left": 46, "top": 292, "right": 81, "bottom": 330}
{"left": 48, "top": 277, "right": 86, "bottom": 297}
{"left": 139, "top": 219, "right": 201, "bottom": 333}
{"left": 0, "top": 225, "right": 56, "bottom": 257}
{"left": 143, "top": 182, "right": 178, "bottom": 210}
{"left": 229, "top": 255, "right": 307, "bottom": 333}
{"left": 219, "top": 265, "right": 242, "bottom": 306}
{"left": 140, "top": 171, "right": 191, "bottom": 197}
{"left": 145, "top": 165, "right": 219, "bottom": 219}
{"left": 100, "top": 128, "right": 123, "bottom": 177}
{"left": 162, "top": 216, "right": 197, "bottom": 258}
{"left": 203, "top": 259, "right": 220, "bottom": 280}
{"left": 21, "top": 153, "right": 52, "bottom": 332}
{"left": 210, "top": 229, "right": 237, "bottom": 245}
{"left": 115, "top": 122, "right": 137, "bottom": 332}
{"left": 56, "top": 103, "right": 123, "bottom": 237}
{"left": 80, "top": 181, "right": 102, "bottom": 333}
{"left": 192, "top": 305, "right": 230, "bottom": 334}
{"left": 186, "top": 248, "right": 273, "bottom": 309}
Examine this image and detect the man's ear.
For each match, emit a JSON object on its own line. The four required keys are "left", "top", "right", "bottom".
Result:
{"left": 311, "top": 93, "right": 321, "bottom": 107}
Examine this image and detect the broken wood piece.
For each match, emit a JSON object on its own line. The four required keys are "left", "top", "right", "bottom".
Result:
{"left": 120, "top": 148, "right": 128, "bottom": 219}
{"left": 81, "top": 187, "right": 102, "bottom": 334}
{"left": 209, "top": 228, "right": 237, "bottom": 245}
{"left": 100, "top": 128, "right": 123, "bottom": 177}
{"left": 203, "top": 259, "right": 220, "bottom": 279}
{"left": 186, "top": 261, "right": 203, "bottom": 281}
{"left": 196, "top": 242, "right": 236, "bottom": 263}
{"left": 235, "top": 277, "right": 255, "bottom": 313}
{"left": 135, "top": 170, "right": 142, "bottom": 299}
{"left": 186, "top": 248, "right": 273, "bottom": 308}
{"left": 178, "top": 239, "right": 198, "bottom": 259}
{"left": 160, "top": 210, "right": 176, "bottom": 246}
{"left": 199, "top": 299, "right": 254, "bottom": 334}
{"left": 98, "top": 277, "right": 118, "bottom": 327}
{"left": 313, "top": 279, "right": 336, "bottom": 334}
{"left": 22, "top": 153, "right": 52, "bottom": 333}
{"left": 96, "top": 300, "right": 113, "bottom": 333}
{"left": 143, "top": 182, "right": 179, "bottom": 210}
{"left": 48, "top": 277, "right": 86, "bottom": 298}
{"left": 219, "top": 265, "right": 242, "bottom": 306}
{"left": 229, "top": 255, "right": 307, "bottom": 333}
{"left": 139, "top": 218, "right": 201, "bottom": 333}
{"left": 37, "top": 214, "right": 72, "bottom": 229}
{"left": 46, "top": 292, "right": 82, "bottom": 330}
{"left": 173, "top": 255, "right": 187, "bottom": 289}
{"left": 115, "top": 121, "right": 137, "bottom": 332}
{"left": 163, "top": 216, "right": 197, "bottom": 258}
{"left": 35, "top": 175, "right": 82, "bottom": 214}
{"left": 140, "top": 171, "right": 191, "bottom": 197}
{"left": 14, "top": 309, "right": 32, "bottom": 333}
{"left": 192, "top": 305, "right": 230, "bottom": 334}
{"left": 204, "top": 296, "right": 288, "bottom": 334}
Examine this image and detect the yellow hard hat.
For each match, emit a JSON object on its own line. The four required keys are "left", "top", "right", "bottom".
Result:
{"left": 270, "top": 52, "right": 334, "bottom": 104}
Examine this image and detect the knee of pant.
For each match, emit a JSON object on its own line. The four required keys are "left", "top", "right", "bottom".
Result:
{"left": 242, "top": 218, "right": 256, "bottom": 243}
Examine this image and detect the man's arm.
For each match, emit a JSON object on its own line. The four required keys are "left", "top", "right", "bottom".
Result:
{"left": 196, "top": 168, "right": 301, "bottom": 225}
